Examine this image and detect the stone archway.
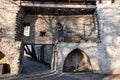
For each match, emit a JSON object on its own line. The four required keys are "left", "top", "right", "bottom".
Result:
{"left": 63, "top": 48, "right": 91, "bottom": 72}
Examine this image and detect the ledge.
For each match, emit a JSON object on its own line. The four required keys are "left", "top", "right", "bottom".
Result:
{"left": 21, "top": 3, "right": 96, "bottom": 9}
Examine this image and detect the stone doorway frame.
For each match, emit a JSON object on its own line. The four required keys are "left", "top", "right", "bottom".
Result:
{"left": 63, "top": 48, "right": 91, "bottom": 72}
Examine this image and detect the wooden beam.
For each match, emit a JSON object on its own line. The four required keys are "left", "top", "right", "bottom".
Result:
{"left": 21, "top": 3, "right": 96, "bottom": 9}
{"left": 24, "top": 44, "right": 32, "bottom": 55}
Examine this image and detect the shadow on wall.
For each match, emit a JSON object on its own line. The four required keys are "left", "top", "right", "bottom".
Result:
{"left": 37, "top": 15, "right": 98, "bottom": 43}
{"left": 15, "top": 7, "right": 25, "bottom": 41}
{"left": 15, "top": 7, "right": 38, "bottom": 73}
{"left": 0, "top": 51, "right": 5, "bottom": 60}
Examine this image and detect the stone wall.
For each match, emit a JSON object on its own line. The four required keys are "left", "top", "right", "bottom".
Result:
{"left": 0, "top": 0, "right": 120, "bottom": 76}
{"left": 56, "top": 42, "right": 99, "bottom": 73}
{"left": 23, "top": 14, "right": 98, "bottom": 44}
{"left": 96, "top": 0, "right": 120, "bottom": 74}
{"left": 53, "top": 0, "right": 120, "bottom": 74}
{"left": 0, "top": 0, "right": 22, "bottom": 75}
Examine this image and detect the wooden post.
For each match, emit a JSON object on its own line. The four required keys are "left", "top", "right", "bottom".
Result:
{"left": 99, "top": 0, "right": 102, "bottom": 3}
{"left": 111, "top": 0, "right": 115, "bottom": 3}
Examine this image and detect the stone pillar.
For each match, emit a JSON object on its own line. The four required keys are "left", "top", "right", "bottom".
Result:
{"left": 96, "top": 0, "right": 120, "bottom": 74}
{"left": 0, "top": 0, "right": 22, "bottom": 75}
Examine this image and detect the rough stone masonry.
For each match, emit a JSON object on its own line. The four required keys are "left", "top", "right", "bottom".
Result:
{"left": 56, "top": 0, "right": 120, "bottom": 74}
{"left": 0, "top": 0, "right": 120, "bottom": 77}
{"left": 0, "top": 0, "right": 22, "bottom": 75}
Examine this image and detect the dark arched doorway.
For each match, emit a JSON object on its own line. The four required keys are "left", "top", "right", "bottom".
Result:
{"left": 63, "top": 48, "right": 91, "bottom": 72}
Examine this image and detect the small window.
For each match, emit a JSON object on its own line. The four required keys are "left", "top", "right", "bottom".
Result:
{"left": 40, "top": 31, "right": 46, "bottom": 37}
{"left": 24, "top": 23, "right": 30, "bottom": 37}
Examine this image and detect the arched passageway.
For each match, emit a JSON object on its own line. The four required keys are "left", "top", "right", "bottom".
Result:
{"left": 63, "top": 48, "right": 91, "bottom": 72}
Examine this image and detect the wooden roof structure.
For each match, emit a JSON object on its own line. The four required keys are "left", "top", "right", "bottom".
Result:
{"left": 20, "top": 0, "right": 96, "bottom": 15}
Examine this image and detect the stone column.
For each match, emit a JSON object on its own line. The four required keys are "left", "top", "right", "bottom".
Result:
{"left": 0, "top": 0, "right": 22, "bottom": 75}
{"left": 96, "top": 0, "right": 120, "bottom": 74}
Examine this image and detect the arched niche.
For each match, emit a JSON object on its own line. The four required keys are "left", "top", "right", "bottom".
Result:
{"left": 63, "top": 48, "right": 91, "bottom": 72}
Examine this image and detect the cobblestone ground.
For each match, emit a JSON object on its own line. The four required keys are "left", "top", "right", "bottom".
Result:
{"left": 0, "top": 56, "right": 120, "bottom": 80}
